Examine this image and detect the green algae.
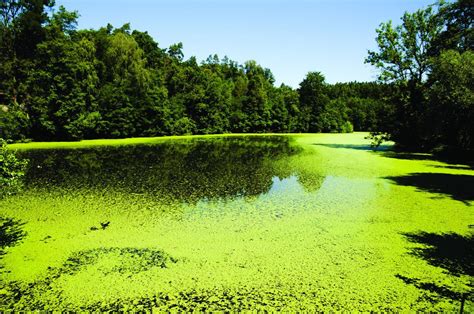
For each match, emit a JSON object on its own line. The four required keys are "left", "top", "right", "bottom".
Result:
{"left": 1, "top": 133, "right": 473, "bottom": 311}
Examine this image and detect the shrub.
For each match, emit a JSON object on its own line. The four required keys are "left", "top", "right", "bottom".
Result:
{"left": 0, "top": 139, "right": 28, "bottom": 198}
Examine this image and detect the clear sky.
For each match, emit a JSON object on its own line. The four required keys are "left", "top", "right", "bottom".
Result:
{"left": 56, "top": 0, "right": 435, "bottom": 87}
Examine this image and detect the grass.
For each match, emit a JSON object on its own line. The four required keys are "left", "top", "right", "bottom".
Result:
{"left": 1, "top": 133, "right": 473, "bottom": 311}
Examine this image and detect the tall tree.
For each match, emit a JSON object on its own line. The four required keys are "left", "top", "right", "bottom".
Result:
{"left": 240, "top": 61, "right": 272, "bottom": 132}
{"left": 428, "top": 50, "right": 474, "bottom": 150}
{"left": 365, "top": 2, "right": 445, "bottom": 148}
{"left": 366, "top": 4, "right": 444, "bottom": 83}
{"left": 298, "top": 72, "right": 330, "bottom": 132}
{"left": 0, "top": 0, "right": 54, "bottom": 112}
{"left": 97, "top": 30, "right": 151, "bottom": 138}
{"left": 431, "top": 0, "right": 473, "bottom": 55}
{"left": 24, "top": 6, "right": 102, "bottom": 140}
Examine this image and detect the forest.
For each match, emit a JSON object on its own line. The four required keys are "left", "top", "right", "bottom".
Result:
{"left": 0, "top": 0, "right": 473, "bottom": 154}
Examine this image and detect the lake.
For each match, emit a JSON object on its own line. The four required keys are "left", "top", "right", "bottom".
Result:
{"left": 1, "top": 133, "right": 473, "bottom": 311}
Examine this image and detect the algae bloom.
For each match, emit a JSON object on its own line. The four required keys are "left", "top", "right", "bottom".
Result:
{"left": 1, "top": 133, "right": 472, "bottom": 311}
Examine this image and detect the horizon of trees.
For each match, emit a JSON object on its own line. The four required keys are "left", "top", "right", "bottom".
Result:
{"left": 0, "top": 0, "right": 472, "bottom": 155}
{"left": 0, "top": 0, "right": 390, "bottom": 142}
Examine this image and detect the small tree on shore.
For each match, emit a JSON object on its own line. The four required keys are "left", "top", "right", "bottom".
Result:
{"left": 0, "top": 139, "right": 28, "bottom": 198}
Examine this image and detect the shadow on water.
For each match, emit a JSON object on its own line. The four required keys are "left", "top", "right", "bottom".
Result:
{"left": 432, "top": 165, "right": 473, "bottom": 171}
{"left": 1, "top": 246, "right": 177, "bottom": 310}
{"left": 312, "top": 143, "right": 392, "bottom": 151}
{"left": 3, "top": 244, "right": 310, "bottom": 311}
{"left": 396, "top": 232, "right": 474, "bottom": 307}
{"left": 385, "top": 173, "right": 474, "bottom": 205}
{"left": 311, "top": 142, "right": 469, "bottom": 167}
{"left": 395, "top": 274, "right": 469, "bottom": 303}
{"left": 0, "top": 217, "right": 25, "bottom": 249}
{"left": 379, "top": 151, "right": 474, "bottom": 169}
{"left": 18, "top": 136, "right": 325, "bottom": 203}
{"left": 61, "top": 247, "right": 177, "bottom": 276}
{"left": 0, "top": 217, "right": 26, "bottom": 270}
{"left": 402, "top": 232, "right": 473, "bottom": 277}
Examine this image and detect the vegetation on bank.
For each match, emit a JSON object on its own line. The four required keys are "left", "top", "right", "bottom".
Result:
{"left": 1, "top": 1, "right": 471, "bottom": 155}
{"left": 366, "top": 0, "right": 473, "bottom": 153}
{"left": 0, "top": 2, "right": 402, "bottom": 141}
{"left": 0, "top": 139, "right": 27, "bottom": 198}
{"left": 1, "top": 0, "right": 391, "bottom": 142}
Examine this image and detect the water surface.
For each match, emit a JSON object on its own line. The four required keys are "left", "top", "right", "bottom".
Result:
{"left": 1, "top": 133, "right": 473, "bottom": 311}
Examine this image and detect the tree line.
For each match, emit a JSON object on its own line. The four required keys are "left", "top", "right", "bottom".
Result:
{"left": 0, "top": 0, "right": 472, "bottom": 155}
{"left": 0, "top": 0, "right": 389, "bottom": 141}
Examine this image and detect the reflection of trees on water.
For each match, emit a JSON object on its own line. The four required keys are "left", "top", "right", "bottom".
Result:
{"left": 20, "top": 137, "right": 326, "bottom": 203}
{"left": 295, "top": 170, "right": 326, "bottom": 193}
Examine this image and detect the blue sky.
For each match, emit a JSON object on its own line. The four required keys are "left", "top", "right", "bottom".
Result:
{"left": 57, "top": 0, "right": 435, "bottom": 87}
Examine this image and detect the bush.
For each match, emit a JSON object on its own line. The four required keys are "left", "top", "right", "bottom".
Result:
{"left": 0, "top": 139, "right": 28, "bottom": 198}
{"left": 341, "top": 121, "right": 354, "bottom": 133}
{"left": 171, "top": 117, "right": 196, "bottom": 135}
{"left": 0, "top": 104, "right": 30, "bottom": 142}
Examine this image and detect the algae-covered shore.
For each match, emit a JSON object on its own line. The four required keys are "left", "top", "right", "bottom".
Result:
{"left": 1, "top": 133, "right": 472, "bottom": 311}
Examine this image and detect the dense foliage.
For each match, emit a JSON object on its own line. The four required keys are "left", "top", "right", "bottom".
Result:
{"left": 0, "top": 139, "right": 27, "bottom": 198}
{"left": 366, "top": 0, "right": 473, "bottom": 153}
{"left": 0, "top": 0, "right": 471, "bottom": 156}
{"left": 0, "top": 0, "right": 388, "bottom": 142}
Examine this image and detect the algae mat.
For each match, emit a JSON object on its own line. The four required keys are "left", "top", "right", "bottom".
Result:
{"left": 1, "top": 133, "right": 473, "bottom": 311}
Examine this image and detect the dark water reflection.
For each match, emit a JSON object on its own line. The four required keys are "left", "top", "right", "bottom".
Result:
{"left": 19, "top": 136, "right": 319, "bottom": 203}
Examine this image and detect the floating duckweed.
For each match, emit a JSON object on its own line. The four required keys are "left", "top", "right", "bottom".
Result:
{"left": 1, "top": 133, "right": 473, "bottom": 311}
